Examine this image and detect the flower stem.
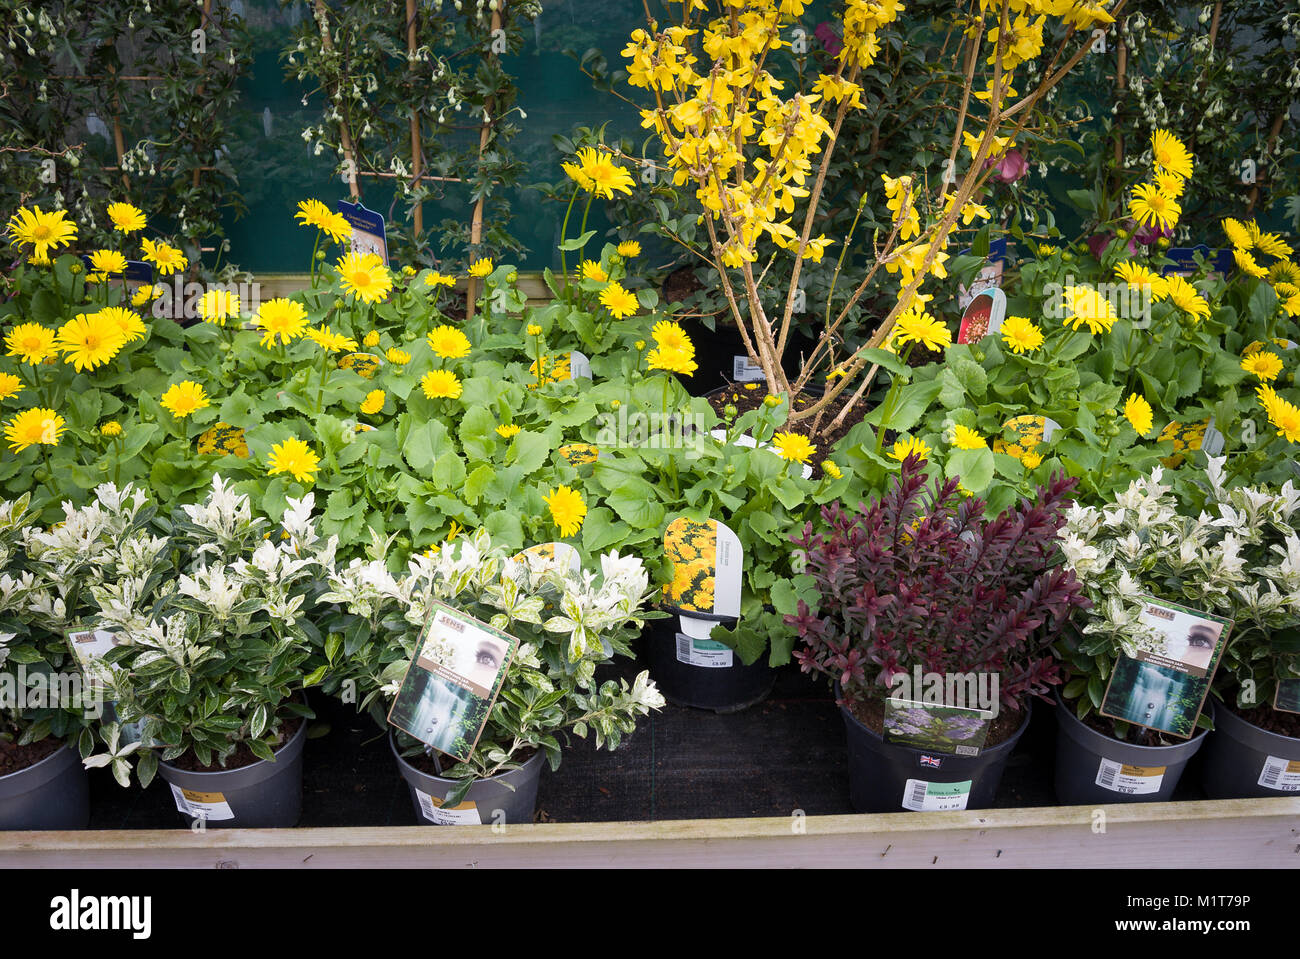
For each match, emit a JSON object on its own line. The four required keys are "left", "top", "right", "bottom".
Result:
{"left": 559, "top": 186, "right": 580, "bottom": 292}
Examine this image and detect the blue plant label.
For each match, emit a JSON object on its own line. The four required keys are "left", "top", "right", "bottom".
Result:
{"left": 79, "top": 256, "right": 152, "bottom": 282}
{"left": 1162, "top": 245, "right": 1233, "bottom": 277}
{"left": 337, "top": 200, "right": 388, "bottom": 265}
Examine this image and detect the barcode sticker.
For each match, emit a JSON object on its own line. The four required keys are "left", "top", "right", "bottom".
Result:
{"left": 733, "top": 355, "right": 765, "bottom": 382}
{"left": 414, "top": 788, "right": 483, "bottom": 824}
{"left": 1257, "top": 755, "right": 1300, "bottom": 792}
{"left": 1095, "top": 759, "right": 1165, "bottom": 795}
{"left": 901, "top": 779, "right": 972, "bottom": 812}
{"left": 675, "top": 635, "right": 734, "bottom": 669}
{"left": 169, "top": 784, "right": 235, "bottom": 821}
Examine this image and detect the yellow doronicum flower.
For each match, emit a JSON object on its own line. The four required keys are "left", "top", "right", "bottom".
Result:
{"left": 140, "top": 238, "right": 188, "bottom": 276}
{"left": 1151, "top": 128, "right": 1194, "bottom": 180}
{"left": 5, "top": 323, "right": 57, "bottom": 365}
{"left": 822, "top": 460, "right": 842, "bottom": 479}
{"left": 1000, "top": 315, "right": 1044, "bottom": 354}
{"left": 0, "top": 373, "right": 23, "bottom": 401}
{"left": 7, "top": 206, "right": 77, "bottom": 261}
{"left": 401, "top": 265, "right": 417, "bottom": 276}
{"left": 88, "top": 249, "right": 127, "bottom": 277}
{"left": 1114, "top": 261, "right": 1168, "bottom": 300}
{"left": 891, "top": 437, "right": 931, "bottom": 462}
{"left": 131, "top": 283, "right": 165, "bottom": 307}
{"left": 1233, "top": 248, "right": 1268, "bottom": 279}
{"left": 425, "top": 271, "right": 456, "bottom": 289}
{"left": 527, "top": 324, "right": 543, "bottom": 337}
{"left": 651, "top": 320, "right": 693, "bottom": 355}
{"left": 647, "top": 345, "right": 698, "bottom": 376}
{"left": 96, "top": 306, "right": 147, "bottom": 344}
{"left": 385, "top": 347, "right": 411, "bottom": 365}
{"left": 1222, "top": 217, "right": 1254, "bottom": 251}
{"left": 1128, "top": 183, "right": 1180, "bottom": 232}
{"left": 599, "top": 282, "right": 639, "bottom": 319}
{"left": 160, "top": 381, "right": 210, "bottom": 419}
{"left": 1154, "top": 172, "right": 1186, "bottom": 199}
{"left": 892, "top": 307, "right": 952, "bottom": 352}
{"left": 305, "top": 324, "right": 359, "bottom": 354}
{"left": 106, "top": 202, "right": 147, "bottom": 234}
{"left": 198, "top": 289, "right": 240, "bottom": 326}
{"left": 772, "top": 431, "right": 816, "bottom": 464}
{"left": 468, "top": 258, "right": 494, "bottom": 279}
{"left": 4, "top": 407, "right": 65, "bottom": 453}
{"left": 295, "top": 199, "right": 352, "bottom": 244}
{"left": 562, "top": 147, "right": 635, "bottom": 199}
{"left": 267, "top": 437, "right": 321, "bottom": 484}
{"left": 496, "top": 423, "right": 521, "bottom": 438}
{"left": 363, "top": 330, "right": 381, "bottom": 348}
{"left": 1021, "top": 450, "right": 1044, "bottom": 469}
{"left": 617, "top": 240, "right": 641, "bottom": 258}
{"left": 55, "top": 313, "right": 127, "bottom": 372}
{"left": 99, "top": 420, "right": 123, "bottom": 437}
{"left": 580, "top": 260, "right": 608, "bottom": 283}
{"left": 1061, "top": 285, "right": 1118, "bottom": 335}
{"left": 360, "top": 389, "right": 386, "bottom": 415}
{"left": 1242, "top": 350, "right": 1283, "bottom": 382}
{"left": 335, "top": 251, "right": 393, "bottom": 304}
{"left": 420, "top": 369, "right": 463, "bottom": 400}
{"left": 255, "top": 299, "right": 309, "bottom": 347}
{"left": 1257, "top": 384, "right": 1300, "bottom": 444}
{"left": 543, "top": 485, "right": 587, "bottom": 538}
{"left": 951, "top": 425, "right": 986, "bottom": 450}
{"left": 1123, "top": 393, "right": 1154, "bottom": 436}
{"left": 1162, "top": 274, "right": 1211, "bottom": 323}
{"left": 426, "top": 325, "right": 471, "bottom": 360}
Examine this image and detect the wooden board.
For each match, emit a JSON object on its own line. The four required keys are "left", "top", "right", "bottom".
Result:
{"left": 3, "top": 798, "right": 1297, "bottom": 868}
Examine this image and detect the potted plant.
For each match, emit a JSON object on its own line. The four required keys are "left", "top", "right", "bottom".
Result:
{"left": 788, "top": 454, "right": 1086, "bottom": 813}
{"left": 85, "top": 476, "right": 332, "bottom": 828}
{"left": 1055, "top": 459, "right": 1283, "bottom": 804}
{"left": 317, "top": 527, "right": 664, "bottom": 824}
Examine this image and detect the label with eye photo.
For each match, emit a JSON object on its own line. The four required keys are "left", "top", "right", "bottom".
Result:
{"left": 1099, "top": 596, "right": 1233, "bottom": 740}
{"left": 387, "top": 602, "right": 518, "bottom": 763}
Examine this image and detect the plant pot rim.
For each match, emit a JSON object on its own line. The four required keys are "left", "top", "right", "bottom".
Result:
{"left": 0, "top": 738, "right": 74, "bottom": 783}
{"left": 158, "top": 712, "right": 308, "bottom": 777}
{"left": 388, "top": 729, "right": 545, "bottom": 784}
{"left": 1209, "top": 695, "right": 1300, "bottom": 745}
{"left": 1053, "top": 686, "right": 1207, "bottom": 750}
{"left": 835, "top": 682, "right": 1032, "bottom": 757}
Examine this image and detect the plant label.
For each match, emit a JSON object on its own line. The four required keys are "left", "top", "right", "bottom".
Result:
{"left": 733, "top": 354, "right": 765, "bottom": 382}
{"left": 662, "top": 516, "right": 743, "bottom": 640}
{"left": 1274, "top": 678, "right": 1300, "bottom": 714}
{"left": 169, "top": 785, "right": 234, "bottom": 821}
{"left": 66, "top": 625, "right": 123, "bottom": 691}
{"left": 956, "top": 287, "right": 1006, "bottom": 344}
{"left": 413, "top": 788, "right": 483, "bottom": 824}
{"left": 387, "top": 602, "right": 518, "bottom": 763}
{"left": 884, "top": 698, "right": 992, "bottom": 755}
{"left": 675, "top": 632, "right": 734, "bottom": 668}
{"left": 337, "top": 199, "right": 388, "bottom": 264}
{"left": 568, "top": 350, "right": 592, "bottom": 380}
{"left": 1099, "top": 596, "right": 1233, "bottom": 739}
{"left": 1095, "top": 759, "right": 1165, "bottom": 795}
{"left": 957, "top": 236, "right": 1008, "bottom": 311}
{"left": 901, "top": 778, "right": 972, "bottom": 811}
{"left": 1257, "top": 755, "right": 1300, "bottom": 792}
{"left": 1161, "top": 245, "right": 1233, "bottom": 279}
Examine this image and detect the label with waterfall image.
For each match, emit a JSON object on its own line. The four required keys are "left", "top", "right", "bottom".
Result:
{"left": 414, "top": 788, "right": 483, "bottom": 825}
{"left": 387, "top": 602, "right": 518, "bottom": 763}
{"left": 901, "top": 779, "right": 972, "bottom": 812}
{"left": 1095, "top": 759, "right": 1165, "bottom": 795}
{"left": 675, "top": 632, "right": 734, "bottom": 668}
{"left": 1099, "top": 596, "right": 1232, "bottom": 740}
{"left": 1257, "top": 756, "right": 1300, "bottom": 792}
{"left": 169, "top": 785, "right": 234, "bottom": 821}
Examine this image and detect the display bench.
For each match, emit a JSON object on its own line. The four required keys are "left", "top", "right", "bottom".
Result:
{"left": 2, "top": 797, "right": 1297, "bottom": 868}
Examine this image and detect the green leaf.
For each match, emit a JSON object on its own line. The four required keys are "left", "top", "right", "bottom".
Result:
{"left": 607, "top": 479, "right": 666, "bottom": 529}
{"left": 558, "top": 230, "right": 596, "bottom": 251}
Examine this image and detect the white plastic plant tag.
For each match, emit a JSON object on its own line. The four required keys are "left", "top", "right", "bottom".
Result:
{"left": 1095, "top": 759, "right": 1165, "bottom": 795}
{"left": 733, "top": 355, "right": 765, "bottom": 382}
{"left": 1201, "top": 416, "right": 1226, "bottom": 456}
{"left": 568, "top": 350, "right": 593, "bottom": 380}
{"left": 675, "top": 632, "right": 734, "bottom": 668}
{"left": 169, "top": 785, "right": 235, "bottom": 822}
{"left": 901, "top": 779, "right": 972, "bottom": 812}
{"left": 663, "top": 516, "right": 744, "bottom": 640}
{"left": 415, "top": 788, "right": 483, "bottom": 824}
{"left": 1257, "top": 755, "right": 1300, "bottom": 792}
{"left": 956, "top": 287, "right": 1007, "bottom": 343}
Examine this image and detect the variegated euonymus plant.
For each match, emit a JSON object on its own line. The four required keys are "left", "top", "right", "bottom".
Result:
{"left": 0, "top": 485, "right": 165, "bottom": 763}
{"left": 84, "top": 476, "right": 337, "bottom": 787}
{"left": 318, "top": 527, "right": 664, "bottom": 802}
{"left": 1058, "top": 457, "right": 1300, "bottom": 730}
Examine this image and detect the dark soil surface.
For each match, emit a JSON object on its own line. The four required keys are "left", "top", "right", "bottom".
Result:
{"left": 1226, "top": 700, "right": 1300, "bottom": 738}
{"left": 662, "top": 264, "right": 709, "bottom": 310}
{"left": 166, "top": 715, "right": 303, "bottom": 772}
{"left": 707, "top": 385, "right": 864, "bottom": 470}
{"left": 849, "top": 695, "right": 1026, "bottom": 749}
{"left": 0, "top": 736, "right": 62, "bottom": 776}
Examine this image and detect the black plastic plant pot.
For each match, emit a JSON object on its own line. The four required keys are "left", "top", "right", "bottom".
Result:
{"left": 641, "top": 610, "right": 776, "bottom": 713}
{"left": 1052, "top": 688, "right": 1205, "bottom": 805}
{"left": 391, "top": 733, "right": 544, "bottom": 826}
{"left": 1200, "top": 698, "right": 1300, "bottom": 799}
{"left": 157, "top": 718, "right": 308, "bottom": 829}
{"left": 838, "top": 686, "right": 1031, "bottom": 814}
{"left": 0, "top": 743, "right": 89, "bottom": 830}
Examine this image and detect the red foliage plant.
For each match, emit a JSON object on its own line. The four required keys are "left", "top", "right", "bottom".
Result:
{"left": 787, "top": 454, "right": 1090, "bottom": 713}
